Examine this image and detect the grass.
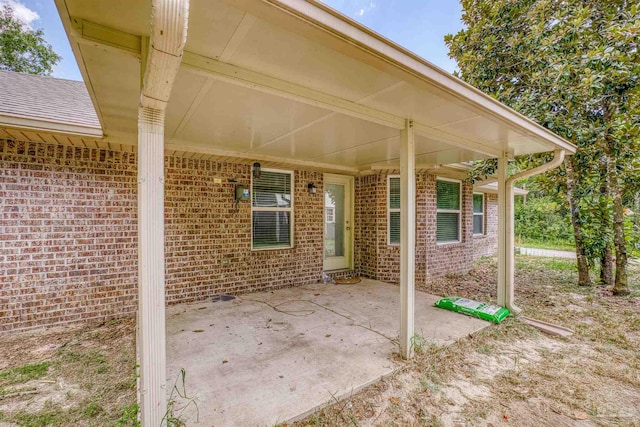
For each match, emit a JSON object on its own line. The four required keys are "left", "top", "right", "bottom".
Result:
{"left": 0, "top": 362, "right": 51, "bottom": 393}
{"left": 0, "top": 318, "right": 138, "bottom": 426}
{"left": 516, "top": 237, "right": 576, "bottom": 251}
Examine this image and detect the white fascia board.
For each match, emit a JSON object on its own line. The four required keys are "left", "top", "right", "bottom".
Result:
{"left": 0, "top": 113, "right": 104, "bottom": 138}
{"left": 53, "top": 3, "right": 109, "bottom": 132}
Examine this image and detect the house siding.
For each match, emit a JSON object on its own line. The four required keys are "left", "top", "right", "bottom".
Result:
{"left": 0, "top": 139, "right": 323, "bottom": 333}
{"left": 0, "top": 140, "right": 138, "bottom": 333}
{"left": 472, "top": 193, "right": 499, "bottom": 260}
{"left": 1, "top": 138, "right": 498, "bottom": 333}
{"left": 353, "top": 172, "right": 477, "bottom": 285}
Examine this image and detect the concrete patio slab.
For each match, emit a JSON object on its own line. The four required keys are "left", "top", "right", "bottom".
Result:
{"left": 166, "top": 279, "right": 489, "bottom": 426}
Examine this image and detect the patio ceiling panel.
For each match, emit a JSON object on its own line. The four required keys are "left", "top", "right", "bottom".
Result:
{"left": 171, "top": 76, "right": 335, "bottom": 153}
{"left": 221, "top": 13, "right": 402, "bottom": 104}
{"left": 56, "top": 0, "right": 575, "bottom": 172}
{"left": 251, "top": 113, "right": 399, "bottom": 159}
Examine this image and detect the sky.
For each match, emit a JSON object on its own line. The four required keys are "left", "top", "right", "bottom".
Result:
{"left": 1, "top": 0, "right": 463, "bottom": 82}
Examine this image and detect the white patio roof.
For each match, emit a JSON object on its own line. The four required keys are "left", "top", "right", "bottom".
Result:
{"left": 54, "top": 0, "right": 575, "bottom": 175}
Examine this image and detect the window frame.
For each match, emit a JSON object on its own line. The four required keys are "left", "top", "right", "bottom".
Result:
{"left": 250, "top": 168, "right": 294, "bottom": 251}
{"left": 473, "top": 192, "right": 485, "bottom": 236}
{"left": 387, "top": 175, "right": 400, "bottom": 246}
{"left": 436, "top": 177, "right": 462, "bottom": 244}
{"left": 325, "top": 207, "right": 335, "bottom": 224}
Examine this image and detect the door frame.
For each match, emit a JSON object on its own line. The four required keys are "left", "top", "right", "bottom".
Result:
{"left": 323, "top": 173, "right": 354, "bottom": 271}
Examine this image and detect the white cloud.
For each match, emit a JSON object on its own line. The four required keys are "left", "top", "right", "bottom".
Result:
{"left": 0, "top": 0, "right": 40, "bottom": 29}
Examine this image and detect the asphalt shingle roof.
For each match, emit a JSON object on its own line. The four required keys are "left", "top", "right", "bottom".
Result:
{"left": 0, "top": 70, "right": 101, "bottom": 129}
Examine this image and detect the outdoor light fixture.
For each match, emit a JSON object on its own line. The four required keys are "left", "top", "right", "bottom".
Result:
{"left": 252, "top": 162, "right": 261, "bottom": 179}
{"left": 307, "top": 182, "right": 317, "bottom": 194}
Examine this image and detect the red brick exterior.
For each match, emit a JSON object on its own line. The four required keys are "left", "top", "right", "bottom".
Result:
{"left": 1, "top": 138, "right": 497, "bottom": 333}
{"left": 1, "top": 139, "right": 323, "bottom": 333}
{"left": 472, "top": 193, "right": 499, "bottom": 260}
{"left": 0, "top": 140, "right": 138, "bottom": 333}
{"left": 354, "top": 172, "right": 478, "bottom": 285}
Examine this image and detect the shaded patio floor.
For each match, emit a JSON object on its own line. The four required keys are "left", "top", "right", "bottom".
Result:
{"left": 166, "top": 279, "right": 489, "bottom": 426}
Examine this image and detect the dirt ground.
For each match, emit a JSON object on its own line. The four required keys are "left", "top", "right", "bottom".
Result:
{"left": 0, "top": 256, "right": 638, "bottom": 426}
{"left": 293, "top": 257, "right": 640, "bottom": 427}
{"left": 0, "top": 318, "right": 137, "bottom": 426}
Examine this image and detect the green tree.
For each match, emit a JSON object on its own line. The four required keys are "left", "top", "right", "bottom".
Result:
{"left": 0, "top": 5, "right": 60, "bottom": 75}
{"left": 447, "top": 0, "right": 640, "bottom": 294}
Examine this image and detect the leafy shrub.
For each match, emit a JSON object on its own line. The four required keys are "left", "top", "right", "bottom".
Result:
{"left": 514, "top": 196, "right": 574, "bottom": 245}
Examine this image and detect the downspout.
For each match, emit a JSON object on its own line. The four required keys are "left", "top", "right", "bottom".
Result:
{"left": 137, "top": 1, "right": 189, "bottom": 425}
{"left": 498, "top": 149, "right": 565, "bottom": 314}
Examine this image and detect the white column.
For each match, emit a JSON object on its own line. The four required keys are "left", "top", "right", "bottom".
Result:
{"left": 399, "top": 119, "right": 415, "bottom": 359}
{"left": 497, "top": 154, "right": 508, "bottom": 307}
{"left": 138, "top": 106, "right": 167, "bottom": 425}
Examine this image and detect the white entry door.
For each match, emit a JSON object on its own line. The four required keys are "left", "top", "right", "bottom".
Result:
{"left": 323, "top": 174, "right": 353, "bottom": 271}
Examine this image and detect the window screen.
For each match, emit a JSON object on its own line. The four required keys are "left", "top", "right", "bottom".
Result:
{"left": 473, "top": 193, "right": 484, "bottom": 235}
{"left": 436, "top": 179, "right": 461, "bottom": 243}
{"left": 252, "top": 170, "right": 293, "bottom": 249}
{"left": 388, "top": 176, "right": 400, "bottom": 244}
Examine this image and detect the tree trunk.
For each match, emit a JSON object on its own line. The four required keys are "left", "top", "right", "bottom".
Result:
{"left": 612, "top": 196, "right": 629, "bottom": 295}
{"left": 601, "top": 114, "right": 631, "bottom": 296}
{"left": 600, "top": 245, "right": 614, "bottom": 286}
{"left": 565, "top": 157, "right": 592, "bottom": 286}
{"left": 599, "top": 157, "right": 614, "bottom": 286}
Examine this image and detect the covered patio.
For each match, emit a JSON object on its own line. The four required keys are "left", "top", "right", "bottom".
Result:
{"left": 48, "top": 0, "right": 577, "bottom": 423}
{"left": 166, "top": 279, "right": 488, "bottom": 425}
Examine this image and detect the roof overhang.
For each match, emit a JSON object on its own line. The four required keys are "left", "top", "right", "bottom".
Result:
{"left": 53, "top": 0, "right": 576, "bottom": 174}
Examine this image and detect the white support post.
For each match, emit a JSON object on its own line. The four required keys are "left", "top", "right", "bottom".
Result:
{"left": 399, "top": 119, "right": 415, "bottom": 359}
{"left": 138, "top": 106, "right": 167, "bottom": 425}
{"left": 497, "top": 154, "right": 510, "bottom": 308}
{"left": 498, "top": 153, "right": 527, "bottom": 313}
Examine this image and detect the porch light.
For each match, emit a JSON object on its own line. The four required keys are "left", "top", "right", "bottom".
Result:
{"left": 252, "top": 162, "right": 261, "bottom": 179}
{"left": 307, "top": 182, "right": 317, "bottom": 194}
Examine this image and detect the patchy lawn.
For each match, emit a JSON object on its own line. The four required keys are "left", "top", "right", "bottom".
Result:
{"left": 0, "top": 257, "right": 638, "bottom": 426}
{"left": 0, "top": 318, "right": 137, "bottom": 426}
{"left": 294, "top": 256, "right": 640, "bottom": 426}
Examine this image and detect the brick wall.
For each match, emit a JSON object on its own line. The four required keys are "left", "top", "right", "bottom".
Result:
{"left": 354, "top": 174, "right": 378, "bottom": 279}
{"left": 1, "top": 139, "right": 323, "bottom": 333}
{"left": 426, "top": 177, "right": 474, "bottom": 279}
{"left": 0, "top": 140, "right": 138, "bottom": 333}
{"left": 354, "top": 172, "right": 476, "bottom": 284}
{"left": 1, "top": 137, "right": 495, "bottom": 333}
{"left": 472, "top": 193, "right": 498, "bottom": 259}
{"left": 164, "top": 159, "right": 323, "bottom": 303}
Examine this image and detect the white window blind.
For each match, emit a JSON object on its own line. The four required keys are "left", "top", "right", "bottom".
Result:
{"left": 388, "top": 176, "right": 400, "bottom": 245}
{"left": 252, "top": 170, "right": 293, "bottom": 249}
{"left": 473, "top": 193, "right": 484, "bottom": 235}
{"left": 437, "top": 179, "right": 461, "bottom": 243}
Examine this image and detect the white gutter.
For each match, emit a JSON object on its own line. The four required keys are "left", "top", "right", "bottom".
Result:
{"left": 137, "top": 0, "right": 189, "bottom": 425}
{"left": 498, "top": 149, "right": 566, "bottom": 313}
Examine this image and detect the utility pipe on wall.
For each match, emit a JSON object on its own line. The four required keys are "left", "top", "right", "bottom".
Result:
{"left": 137, "top": 0, "right": 189, "bottom": 425}
{"left": 498, "top": 149, "right": 565, "bottom": 313}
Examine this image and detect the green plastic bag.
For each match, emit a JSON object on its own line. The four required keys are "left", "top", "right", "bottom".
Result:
{"left": 434, "top": 297, "right": 510, "bottom": 323}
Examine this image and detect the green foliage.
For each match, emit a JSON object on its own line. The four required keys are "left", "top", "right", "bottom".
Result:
{"left": 0, "top": 361, "right": 51, "bottom": 390}
{"left": 116, "top": 403, "right": 140, "bottom": 427}
{"left": 448, "top": 0, "right": 640, "bottom": 281}
{"left": 0, "top": 5, "right": 60, "bottom": 75}
{"left": 515, "top": 196, "right": 574, "bottom": 244}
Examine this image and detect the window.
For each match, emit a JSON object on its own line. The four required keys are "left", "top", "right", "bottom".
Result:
{"left": 436, "top": 179, "right": 461, "bottom": 243}
{"left": 325, "top": 207, "right": 335, "bottom": 223}
{"left": 251, "top": 169, "right": 293, "bottom": 249}
{"left": 388, "top": 176, "right": 400, "bottom": 245}
{"left": 473, "top": 193, "right": 484, "bottom": 235}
